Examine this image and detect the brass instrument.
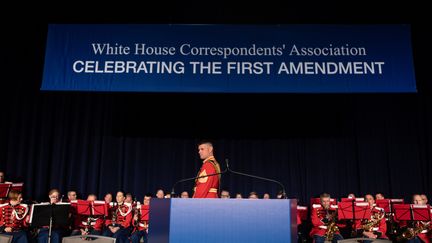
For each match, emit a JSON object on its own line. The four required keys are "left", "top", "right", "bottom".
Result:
{"left": 324, "top": 209, "right": 339, "bottom": 241}
{"left": 325, "top": 220, "right": 339, "bottom": 241}
{"left": 111, "top": 202, "right": 118, "bottom": 226}
{"left": 133, "top": 201, "right": 141, "bottom": 227}
{"left": 84, "top": 216, "right": 92, "bottom": 234}
{"left": 400, "top": 221, "right": 430, "bottom": 240}
{"left": 362, "top": 211, "right": 385, "bottom": 232}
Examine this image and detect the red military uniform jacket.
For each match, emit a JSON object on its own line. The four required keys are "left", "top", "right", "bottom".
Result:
{"left": 105, "top": 202, "right": 132, "bottom": 228}
{"left": 354, "top": 206, "right": 388, "bottom": 238}
{"left": 310, "top": 204, "right": 341, "bottom": 238}
{"left": 0, "top": 203, "right": 29, "bottom": 231}
{"left": 193, "top": 156, "right": 220, "bottom": 198}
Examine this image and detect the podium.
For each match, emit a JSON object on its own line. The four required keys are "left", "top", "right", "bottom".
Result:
{"left": 149, "top": 198, "right": 297, "bottom": 243}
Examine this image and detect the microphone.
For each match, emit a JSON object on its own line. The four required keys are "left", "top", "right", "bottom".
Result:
{"left": 226, "top": 158, "right": 287, "bottom": 199}
{"left": 171, "top": 162, "right": 227, "bottom": 197}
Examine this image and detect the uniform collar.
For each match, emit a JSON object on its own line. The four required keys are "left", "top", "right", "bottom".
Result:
{"left": 203, "top": 156, "right": 215, "bottom": 163}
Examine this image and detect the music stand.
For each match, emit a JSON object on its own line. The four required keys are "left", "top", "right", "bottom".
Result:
{"left": 73, "top": 200, "right": 107, "bottom": 233}
{"left": 338, "top": 202, "right": 372, "bottom": 221}
{"left": 310, "top": 198, "right": 337, "bottom": 205}
{"left": 11, "top": 182, "right": 24, "bottom": 192}
{"left": 91, "top": 201, "right": 108, "bottom": 217}
{"left": 376, "top": 199, "right": 391, "bottom": 213}
{"left": 29, "top": 202, "right": 70, "bottom": 243}
{"left": 141, "top": 204, "right": 150, "bottom": 221}
{"left": 341, "top": 198, "right": 365, "bottom": 202}
{"left": 297, "top": 206, "right": 308, "bottom": 222}
{"left": 0, "top": 183, "right": 11, "bottom": 200}
{"left": 393, "top": 204, "right": 431, "bottom": 221}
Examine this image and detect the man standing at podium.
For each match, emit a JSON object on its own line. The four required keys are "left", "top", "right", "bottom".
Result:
{"left": 193, "top": 141, "right": 221, "bottom": 198}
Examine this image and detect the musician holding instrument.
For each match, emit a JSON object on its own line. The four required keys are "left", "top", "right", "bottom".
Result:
{"left": 402, "top": 194, "right": 431, "bottom": 243}
{"left": 0, "top": 190, "right": 29, "bottom": 243}
{"left": 102, "top": 191, "right": 132, "bottom": 243}
{"left": 130, "top": 194, "right": 151, "bottom": 243}
{"left": 354, "top": 194, "right": 388, "bottom": 240}
{"left": 310, "top": 193, "right": 343, "bottom": 243}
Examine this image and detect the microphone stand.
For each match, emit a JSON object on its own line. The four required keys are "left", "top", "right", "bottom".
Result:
{"left": 225, "top": 159, "right": 287, "bottom": 199}
{"left": 171, "top": 165, "right": 228, "bottom": 197}
{"left": 171, "top": 158, "right": 287, "bottom": 199}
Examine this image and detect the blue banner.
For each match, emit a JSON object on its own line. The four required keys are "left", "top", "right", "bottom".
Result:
{"left": 41, "top": 24, "right": 416, "bottom": 93}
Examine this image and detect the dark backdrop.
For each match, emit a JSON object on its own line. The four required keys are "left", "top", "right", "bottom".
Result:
{"left": 0, "top": 3, "right": 430, "bottom": 204}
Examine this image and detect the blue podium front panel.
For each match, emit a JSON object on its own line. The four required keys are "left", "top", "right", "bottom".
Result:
{"left": 149, "top": 198, "right": 297, "bottom": 243}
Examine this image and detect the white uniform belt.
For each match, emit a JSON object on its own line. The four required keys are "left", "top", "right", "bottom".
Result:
{"left": 372, "top": 227, "right": 379, "bottom": 231}
{"left": 319, "top": 226, "right": 327, "bottom": 229}
{"left": 139, "top": 223, "right": 146, "bottom": 227}
{"left": 420, "top": 230, "right": 428, "bottom": 234}
{"left": 82, "top": 222, "right": 96, "bottom": 226}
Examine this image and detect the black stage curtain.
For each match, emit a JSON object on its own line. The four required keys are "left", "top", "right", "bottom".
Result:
{"left": 0, "top": 91, "right": 431, "bottom": 204}
{"left": 0, "top": 23, "right": 431, "bottom": 204}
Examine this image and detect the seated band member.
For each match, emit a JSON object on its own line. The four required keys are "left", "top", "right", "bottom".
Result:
{"left": 66, "top": 191, "right": 77, "bottom": 202}
{"left": 403, "top": 194, "right": 431, "bottom": 243}
{"left": 375, "top": 193, "right": 385, "bottom": 200}
{"left": 248, "top": 191, "right": 259, "bottom": 199}
{"left": 420, "top": 194, "right": 428, "bottom": 205}
{"left": 37, "top": 189, "right": 66, "bottom": 243}
{"left": 103, "top": 191, "right": 132, "bottom": 243}
{"left": 0, "top": 171, "right": 10, "bottom": 184}
{"left": 220, "top": 189, "right": 230, "bottom": 199}
{"left": 310, "top": 193, "right": 343, "bottom": 243}
{"left": 180, "top": 191, "right": 189, "bottom": 198}
{"left": 70, "top": 194, "right": 104, "bottom": 236}
{"left": 130, "top": 194, "right": 151, "bottom": 243}
{"left": 104, "top": 193, "right": 113, "bottom": 204}
{"left": 0, "top": 190, "right": 30, "bottom": 243}
{"left": 155, "top": 189, "right": 164, "bottom": 199}
{"left": 354, "top": 194, "right": 388, "bottom": 240}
